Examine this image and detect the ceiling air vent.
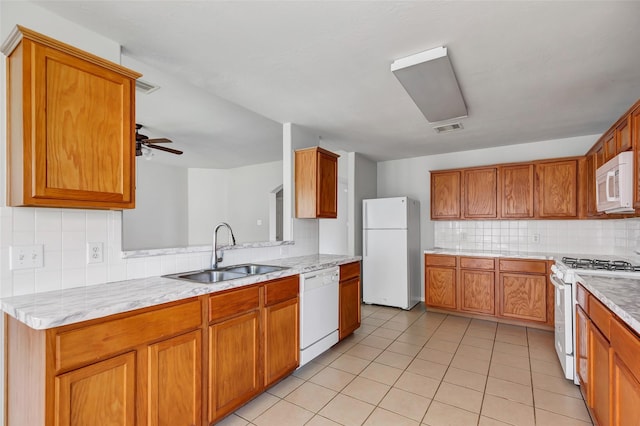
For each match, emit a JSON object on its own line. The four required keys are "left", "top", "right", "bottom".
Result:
{"left": 135, "top": 79, "right": 160, "bottom": 95}
{"left": 433, "top": 122, "right": 463, "bottom": 133}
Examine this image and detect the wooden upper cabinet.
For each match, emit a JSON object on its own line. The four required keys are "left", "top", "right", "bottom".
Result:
{"left": 595, "top": 142, "right": 606, "bottom": 168}
{"left": 633, "top": 106, "right": 640, "bottom": 209}
{"left": 604, "top": 131, "right": 617, "bottom": 162}
{"left": 585, "top": 152, "right": 602, "bottom": 218}
{"left": 295, "top": 147, "right": 340, "bottom": 218}
{"left": 463, "top": 168, "right": 498, "bottom": 218}
{"left": 535, "top": 159, "right": 579, "bottom": 218}
{"left": 500, "top": 164, "right": 534, "bottom": 218}
{"left": 2, "top": 26, "right": 141, "bottom": 209}
{"left": 616, "top": 115, "right": 632, "bottom": 153}
{"left": 431, "top": 170, "right": 461, "bottom": 219}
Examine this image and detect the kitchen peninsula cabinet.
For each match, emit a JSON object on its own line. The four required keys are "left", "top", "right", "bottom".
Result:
{"left": 339, "top": 262, "right": 361, "bottom": 340}
{"left": 5, "top": 298, "right": 203, "bottom": 426}
{"left": 263, "top": 277, "right": 300, "bottom": 386}
{"left": 500, "top": 164, "right": 534, "bottom": 218}
{"left": 610, "top": 316, "right": 640, "bottom": 425}
{"left": 425, "top": 254, "right": 553, "bottom": 328}
{"left": 208, "top": 275, "right": 300, "bottom": 424}
{"left": 295, "top": 146, "right": 340, "bottom": 218}
{"left": 463, "top": 168, "right": 498, "bottom": 218}
{"left": 535, "top": 159, "right": 579, "bottom": 218}
{"left": 425, "top": 254, "right": 457, "bottom": 310}
{"left": 2, "top": 26, "right": 140, "bottom": 209}
{"left": 208, "top": 287, "right": 261, "bottom": 422}
{"left": 430, "top": 171, "right": 461, "bottom": 219}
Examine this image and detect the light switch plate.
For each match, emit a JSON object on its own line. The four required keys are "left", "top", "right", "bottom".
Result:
{"left": 10, "top": 245, "right": 44, "bottom": 270}
{"left": 87, "top": 242, "right": 104, "bottom": 264}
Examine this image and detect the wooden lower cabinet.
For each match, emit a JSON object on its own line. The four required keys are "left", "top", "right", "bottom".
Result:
{"left": 148, "top": 331, "right": 202, "bottom": 426}
{"left": 264, "top": 297, "right": 299, "bottom": 386}
{"left": 339, "top": 262, "right": 361, "bottom": 340}
{"left": 589, "top": 321, "right": 610, "bottom": 426}
{"left": 55, "top": 352, "right": 136, "bottom": 426}
{"left": 209, "top": 310, "right": 261, "bottom": 422}
{"left": 5, "top": 298, "right": 203, "bottom": 426}
{"left": 426, "top": 266, "right": 457, "bottom": 309}
{"left": 575, "top": 305, "right": 589, "bottom": 399}
{"left": 498, "top": 273, "right": 547, "bottom": 323}
{"left": 460, "top": 269, "right": 495, "bottom": 315}
{"left": 610, "top": 318, "right": 640, "bottom": 425}
{"left": 425, "top": 254, "right": 552, "bottom": 328}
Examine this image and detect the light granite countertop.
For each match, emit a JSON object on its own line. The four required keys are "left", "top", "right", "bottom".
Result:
{"left": 1, "top": 254, "right": 360, "bottom": 330}
{"left": 575, "top": 273, "right": 640, "bottom": 335}
{"left": 424, "top": 247, "right": 558, "bottom": 260}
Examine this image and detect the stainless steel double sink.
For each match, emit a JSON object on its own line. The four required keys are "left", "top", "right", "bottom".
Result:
{"left": 164, "top": 264, "right": 288, "bottom": 284}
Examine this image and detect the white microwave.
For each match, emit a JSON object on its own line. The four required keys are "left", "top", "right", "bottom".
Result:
{"left": 596, "top": 151, "right": 634, "bottom": 214}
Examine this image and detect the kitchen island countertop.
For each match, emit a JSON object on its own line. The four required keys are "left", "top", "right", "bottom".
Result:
{"left": 1, "top": 254, "right": 360, "bottom": 330}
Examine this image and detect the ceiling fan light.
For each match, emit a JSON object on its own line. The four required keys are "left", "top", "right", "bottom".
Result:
{"left": 141, "top": 145, "right": 154, "bottom": 160}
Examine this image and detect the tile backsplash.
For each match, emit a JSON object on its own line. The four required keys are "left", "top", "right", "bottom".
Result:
{"left": 0, "top": 207, "right": 319, "bottom": 298}
{"left": 434, "top": 219, "right": 640, "bottom": 260}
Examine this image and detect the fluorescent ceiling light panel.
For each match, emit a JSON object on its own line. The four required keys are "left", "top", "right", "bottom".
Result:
{"left": 391, "top": 46, "right": 467, "bottom": 123}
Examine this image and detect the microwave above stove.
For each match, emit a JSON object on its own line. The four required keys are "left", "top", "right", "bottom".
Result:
{"left": 596, "top": 151, "right": 634, "bottom": 214}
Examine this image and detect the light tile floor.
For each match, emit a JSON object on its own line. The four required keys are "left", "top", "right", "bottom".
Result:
{"left": 218, "top": 304, "right": 593, "bottom": 426}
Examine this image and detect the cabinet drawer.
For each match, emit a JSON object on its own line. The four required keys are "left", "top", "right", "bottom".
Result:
{"left": 611, "top": 318, "right": 640, "bottom": 380}
{"left": 460, "top": 257, "right": 495, "bottom": 270}
{"left": 56, "top": 299, "right": 202, "bottom": 372}
{"left": 210, "top": 286, "right": 260, "bottom": 323}
{"left": 425, "top": 254, "right": 457, "bottom": 267}
{"left": 576, "top": 284, "right": 588, "bottom": 310}
{"left": 589, "top": 295, "right": 611, "bottom": 339}
{"left": 340, "top": 262, "right": 360, "bottom": 281}
{"left": 264, "top": 276, "right": 299, "bottom": 306}
{"left": 499, "top": 259, "right": 546, "bottom": 274}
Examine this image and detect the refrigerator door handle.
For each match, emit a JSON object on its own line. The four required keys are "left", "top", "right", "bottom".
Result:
{"left": 363, "top": 202, "right": 367, "bottom": 229}
{"left": 363, "top": 232, "right": 367, "bottom": 256}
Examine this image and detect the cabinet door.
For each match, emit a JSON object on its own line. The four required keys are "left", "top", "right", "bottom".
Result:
{"left": 463, "top": 168, "right": 498, "bottom": 218}
{"left": 589, "top": 322, "right": 610, "bottom": 426}
{"left": 317, "top": 150, "right": 338, "bottom": 218}
{"left": 575, "top": 306, "right": 589, "bottom": 397}
{"left": 148, "top": 330, "right": 202, "bottom": 426}
{"left": 535, "top": 160, "right": 578, "bottom": 218}
{"left": 611, "top": 318, "right": 640, "bottom": 426}
{"left": 425, "top": 266, "right": 457, "bottom": 309}
{"left": 500, "top": 164, "right": 534, "bottom": 218}
{"left": 209, "top": 310, "right": 261, "bottom": 422}
{"left": 604, "top": 131, "right": 616, "bottom": 162}
{"left": 460, "top": 270, "right": 495, "bottom": 315}
{"left": 15, "top": 38, "right": 136, "bottom": 208}
{"left": 339, "top": 276, "right": 361, "bottom": 340}
{"left": 264, "top": 297, "right": 300, "bottom": 386}
{"left": 55, "top": 352, "right": 136, "bottom": 426}
{"left": 585, "top": 153, "right": 602, "bottom": 217}
{"left": 633, "top": 107, "right": 640, "bottom": 209}
{"left": 431, "top": 171, "right": 461, "bottom": 219}
{"left": 616, "top": 116, "right": 632, "bottom": 153}
{"left": 498, "top": 273, "right": 547, "bottom": 322}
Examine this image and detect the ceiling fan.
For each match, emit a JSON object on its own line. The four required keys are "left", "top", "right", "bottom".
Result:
{"left": 135, "top": 124, "right": 183, "bottom": 156}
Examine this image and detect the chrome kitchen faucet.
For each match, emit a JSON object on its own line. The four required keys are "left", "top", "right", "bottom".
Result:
{"left": 211, "top": 222, "right": 236, "bottom": 269}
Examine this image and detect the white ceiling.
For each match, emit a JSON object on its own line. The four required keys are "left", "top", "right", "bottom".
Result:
{"left": 31, "top": 1, "right": 640, "bottom": 168}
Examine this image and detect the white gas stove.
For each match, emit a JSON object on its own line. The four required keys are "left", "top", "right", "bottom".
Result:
{"left": 551, "top": 255, "right": 640, "bottom": 384}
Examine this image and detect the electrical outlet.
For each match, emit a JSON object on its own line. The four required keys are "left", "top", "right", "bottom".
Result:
{"left": 530, "top": 234, "right": 540, "bottom": 243}
{"left": 10, "top": 245, "right": 44, "bottom": 270}
{"left": 87, "top": 242, "right": 104, "bottom": 264}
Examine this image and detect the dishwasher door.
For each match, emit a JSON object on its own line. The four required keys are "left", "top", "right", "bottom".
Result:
{"left": 299, "top": 267, "right": 339, "bottom": 365}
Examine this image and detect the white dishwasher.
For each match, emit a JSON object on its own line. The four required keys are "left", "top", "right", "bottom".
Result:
{"left": 299, "top": 266, "right": 340, "bottom": 366}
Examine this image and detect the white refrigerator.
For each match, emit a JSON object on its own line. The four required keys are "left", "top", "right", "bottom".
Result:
{"left": 362, "top": 197, "right": 421, "bottom": 310}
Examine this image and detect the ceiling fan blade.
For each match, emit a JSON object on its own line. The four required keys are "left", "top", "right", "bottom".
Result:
{"left": 144, "top": 137, "right": 173, "bottom": 144}
{"left": 146, "top": 144, "right": 183, "bottom": 155}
